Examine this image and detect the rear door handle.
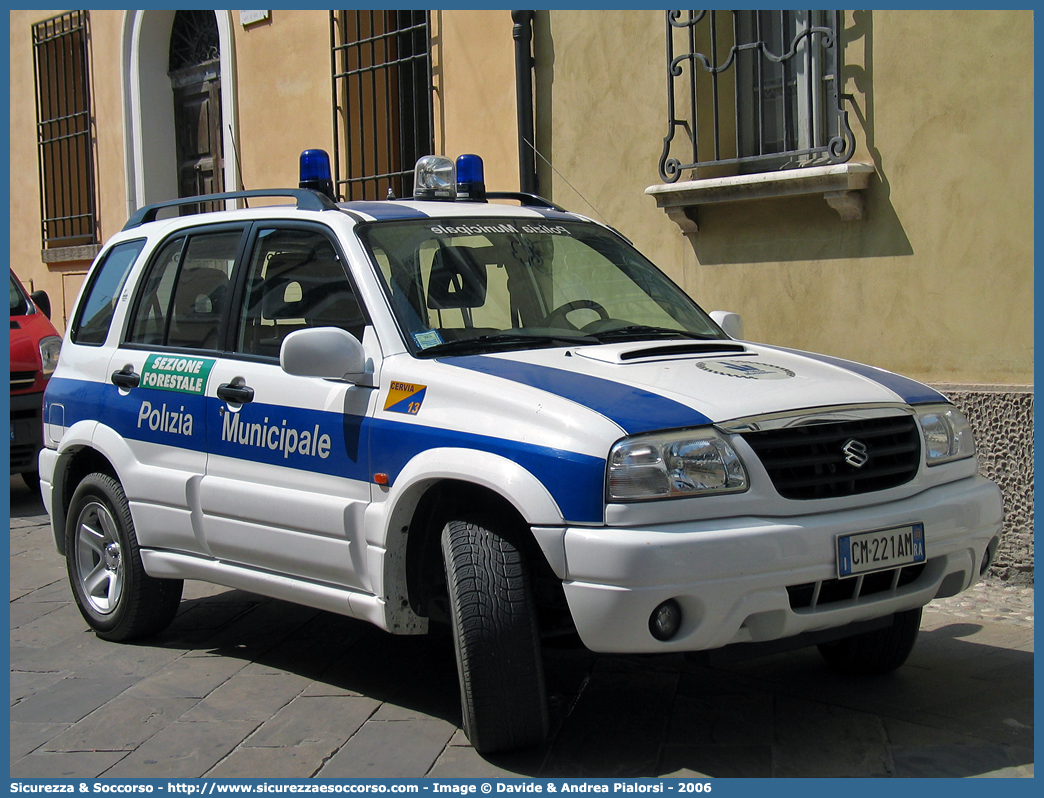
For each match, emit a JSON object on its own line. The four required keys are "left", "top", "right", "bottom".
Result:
{"left": 111, "top": 366, "right": 140, "bottom": 389}
{"left": 216, "top": 378, "right": 254, "bottom": 404}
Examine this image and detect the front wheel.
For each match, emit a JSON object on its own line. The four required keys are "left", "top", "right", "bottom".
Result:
{"left": 442, "top": 518, "right": 549, "bottom": 754}
{"left": 817, "top": 607, "right": 922, "bottom": 674}
{"left": 66, "top": 473, "right": 183, "bottom": 641}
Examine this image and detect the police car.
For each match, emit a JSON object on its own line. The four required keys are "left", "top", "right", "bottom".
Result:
{"left": 40, "top": 151, "right": 1003, "bottom": 754}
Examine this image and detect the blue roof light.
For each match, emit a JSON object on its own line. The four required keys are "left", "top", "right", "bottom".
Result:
{"left": 299, "top": 149, "right": 336, "bottom": 200}
{"left": 455, "top": 154, "right": 486, "bottom": 202}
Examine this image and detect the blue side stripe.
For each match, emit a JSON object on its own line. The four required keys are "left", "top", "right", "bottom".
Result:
{"left": 369, "top": 418, "right": 605, "bottom": 522}
{"left": 44, "top": 376, "right": 606, "bottom": 523}
{"left": 774, "top": 347, "right": 948, "bottom": 405}
{"left": 442, "top": 355, "right": 711, "bottom": 434}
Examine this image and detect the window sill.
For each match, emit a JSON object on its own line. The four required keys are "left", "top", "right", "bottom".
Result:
{"left": 645, "top": 163, "right": 875, "bottom": 234}
{"left": 41, "top": 244, "right": 100, "bottom": 264}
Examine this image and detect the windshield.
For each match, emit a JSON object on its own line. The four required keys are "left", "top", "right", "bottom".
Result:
{"left": 358, "top": 218, "right": 723, "bottom": 356}
{"left": 10, "top": 272, "right": 33, "bottom": 317}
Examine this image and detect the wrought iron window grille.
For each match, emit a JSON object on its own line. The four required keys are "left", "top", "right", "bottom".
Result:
{"left": 33, "top": 10, "right": 98, "bottom": 249}
{"left": 330, "top": 10, "right": 435, "bottom": 202}
{"left": 658, "top": 10, "right": 856, "bottom": 184}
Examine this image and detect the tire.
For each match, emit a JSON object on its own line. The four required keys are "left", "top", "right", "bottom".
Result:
{"left": 65, "top": 473, "right": 183, "bottom": 641}
{"left": 441, "top": 518, "right": 549, "bottom": 753}
{"left": 817, "top": 607, "right": 922, "bottom": 675}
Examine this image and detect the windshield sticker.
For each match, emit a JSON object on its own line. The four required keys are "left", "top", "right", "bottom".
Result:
{"left": 384, "top": 381, "right": 427, "bottom": 415}
{"left": 413, "top": 329, "right": 444, "bottom": 349}
{"left": 140, "top": 354, "right": 215, "bottom": 395}
{"left": 520, "top": 223, "right": 572, "bottom": 236}
{"left": 697, "top": 360, "right": 796, "bottom": 380}
{"left": 430, "top": 223, "right": 520, "bottom": 236}
{"left": 428, "top": 223, "right": 573, "bottom": 237}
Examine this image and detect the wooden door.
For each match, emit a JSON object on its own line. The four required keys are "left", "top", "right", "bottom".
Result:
{"left": 171, "top": 60, "right": 223, "bottom": 213}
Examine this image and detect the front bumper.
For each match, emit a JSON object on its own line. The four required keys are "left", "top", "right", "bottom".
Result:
{"left": 557, "top": 476, "right": 1003, "bottom": 653}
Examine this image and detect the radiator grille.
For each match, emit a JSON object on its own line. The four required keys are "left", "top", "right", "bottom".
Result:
{"left": 741, "top": 415, "right": 921, "bottom": 500}
{"left": 11, "top": 371, "right": 37, "bottom": 390}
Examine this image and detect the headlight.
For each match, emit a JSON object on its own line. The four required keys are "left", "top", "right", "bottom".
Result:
{"left": 608, "top": 428, "right": 748, "bottom": 501}
{"left": 916, "top": 404, "right": 975, "bottom": 466}
{"left": 39, "top": 335, "right": 62, "bottom": 378}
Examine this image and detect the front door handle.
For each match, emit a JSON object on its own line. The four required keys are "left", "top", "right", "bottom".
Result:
{"left": 216, "top": 378, "right": 254, "bottom": 404}
{"left": 111, "top": 365, "right": 140, "bottom": 389}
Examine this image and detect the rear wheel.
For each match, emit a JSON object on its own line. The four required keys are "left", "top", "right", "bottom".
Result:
{"left": 441, "top": 518, "right": 549, "bottom": 753}
{"left": 66, "top": 473, "right": 183, "bottom": 641}
{"left": 817, "top": 607, "right": 922, "bottom": 674}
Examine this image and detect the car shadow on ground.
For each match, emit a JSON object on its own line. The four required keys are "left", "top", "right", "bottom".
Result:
{"left": 124, "top": 587, "right": 1034, "bottom": 777}
{"left": 12, "top": 477, "right": 1032, "bottom": 777}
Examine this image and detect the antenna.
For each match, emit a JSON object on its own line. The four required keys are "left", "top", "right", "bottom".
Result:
{"left": 228, "top": 124, "right": 247, "bottom": 207}
{"left": 523, "top": 136, "right": 609, "bottom": 225}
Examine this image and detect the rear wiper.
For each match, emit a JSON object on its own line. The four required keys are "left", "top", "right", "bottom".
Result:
{"left": 588, "top": 326, "right": 719, "bottom": 342}
{"left": 417, "top": 332, "right": 597, "bottom": 358}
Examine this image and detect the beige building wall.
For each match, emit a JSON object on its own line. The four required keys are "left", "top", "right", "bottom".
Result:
{"left": 9, "top": 10, "right": 339, "bottom": 331}
{"left": 437, "top": 10, "right": 520, "bottom": 193}
{"left": 10, "top": 9, "right": 129, "bottom": 330}
{"left": 234, "top": 12, "right": 333, "bottom": 193}
{"left": 536, "top": 9, "right": 1033, "bottom": 388}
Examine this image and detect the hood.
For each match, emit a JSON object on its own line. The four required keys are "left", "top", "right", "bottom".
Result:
{"left": 439, "top": 340, "right": 945, "bottom": 435}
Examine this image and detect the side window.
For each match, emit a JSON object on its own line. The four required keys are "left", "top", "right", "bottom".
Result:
{"left": 70, "top": 239, "right": 145, "bottom": 345}
{"left": 127, "top": 230, "right": 241, "bottom": 349}
{"left": 236, "top": 228, "right": 367, "bottom": 358}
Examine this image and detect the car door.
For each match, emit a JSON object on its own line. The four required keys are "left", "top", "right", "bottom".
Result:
{"left": 108, "top": 224, "right": 247, "bottom": 556}
{"left": 200, "top": 224, "right": 378, "bottom": 591}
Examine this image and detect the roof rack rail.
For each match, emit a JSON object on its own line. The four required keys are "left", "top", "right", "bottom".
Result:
{"left": 122, "top": 189, "right": 339, "bottom": 230}
{"left": 485, "top": 191, "right": 568, "bottom": 212}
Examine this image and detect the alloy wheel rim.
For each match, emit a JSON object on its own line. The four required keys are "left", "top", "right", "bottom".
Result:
{"left": 74, "top": 500, "right": 124, "bottom": 615}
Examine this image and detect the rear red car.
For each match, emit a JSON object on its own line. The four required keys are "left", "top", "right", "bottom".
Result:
{"left": 10, "top": 269, "right": 61, "bottom": 491}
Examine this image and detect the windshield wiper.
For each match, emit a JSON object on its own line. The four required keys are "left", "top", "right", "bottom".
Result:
{"left": 588, "top": 325, "right": 719, "bottom": 343}
{"left": 417, "top": 332, "right": 597, "bottom": 358}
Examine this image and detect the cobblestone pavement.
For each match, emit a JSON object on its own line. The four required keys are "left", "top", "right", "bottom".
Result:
{"left": 9, "top": 478, "right": 1033, "bottom": 779}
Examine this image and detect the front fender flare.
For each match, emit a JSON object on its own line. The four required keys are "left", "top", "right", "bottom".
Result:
{"left": 363, "top": 447, "right": 573, "bottom": 627}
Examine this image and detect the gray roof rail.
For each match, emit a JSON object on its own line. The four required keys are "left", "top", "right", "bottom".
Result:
{"left": 484, "top": 192, "right": 568, "bottom": 212}
{"left": 122, "top": 189, "right": 339, "bottom": 230}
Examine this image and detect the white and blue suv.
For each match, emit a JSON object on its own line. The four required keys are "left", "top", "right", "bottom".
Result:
{"left": 40, "top": 152, "right": 1003, "bottom": 753}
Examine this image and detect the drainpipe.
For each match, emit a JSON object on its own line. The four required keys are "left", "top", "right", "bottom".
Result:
{"left": 512, "top": 10, "right": 537, "bottom": 195}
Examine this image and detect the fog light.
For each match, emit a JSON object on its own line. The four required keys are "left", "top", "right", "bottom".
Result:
{"left": 649, "top": 599, "right": 682, "bottom": 641}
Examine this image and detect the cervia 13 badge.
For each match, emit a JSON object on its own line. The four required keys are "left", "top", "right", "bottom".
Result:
{"left": 384, "top": 381, "right": 427, "bottom": 415}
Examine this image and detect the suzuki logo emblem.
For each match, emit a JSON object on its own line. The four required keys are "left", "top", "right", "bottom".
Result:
{"left": 842, "top": 439, "right": 870, "bottom": 468}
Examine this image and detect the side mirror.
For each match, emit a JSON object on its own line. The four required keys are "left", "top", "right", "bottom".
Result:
{"left": 31, "top": 290, "right": 52, "bottom": 320}
{"left": 280, "top": 327, "right": 371, "bottom": 385}
{"left": 709, "top": 310, "right": 744, "bottom": 340}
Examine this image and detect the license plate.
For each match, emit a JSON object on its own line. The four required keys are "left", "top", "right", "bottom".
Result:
{"left": 836, "top": 523, "right": 925, "bottom": 578}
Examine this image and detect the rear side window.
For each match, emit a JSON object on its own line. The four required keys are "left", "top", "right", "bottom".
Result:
{"left": 71, "top": 239, "right": 146, "bottom": 345}
{"left": 127, "top": 229, "right": 243, "bottom": 350}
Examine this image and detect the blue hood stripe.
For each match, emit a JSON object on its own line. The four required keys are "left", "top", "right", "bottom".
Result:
{"left": 343, "top": 202, "right": 430, "bottom": 220}
{"left": 443, "top": 355, "right": 711, "bottom": 435}
{"left": 774, "top": 347, "right": 948, "bottom": 405}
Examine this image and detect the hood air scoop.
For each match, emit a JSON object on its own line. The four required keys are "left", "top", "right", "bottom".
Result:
{"left": 577, "top": 341, "right": 748, "bottom": 364}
